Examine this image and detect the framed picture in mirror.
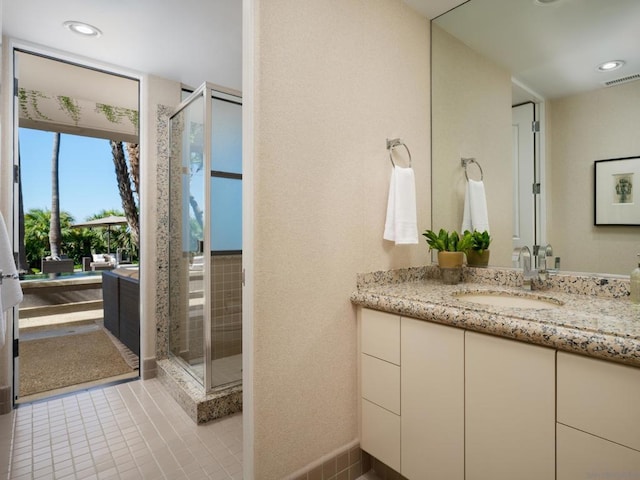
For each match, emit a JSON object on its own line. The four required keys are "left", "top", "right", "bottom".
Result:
{"left": 594, "top": 156, "right": 640, "bottom": 226}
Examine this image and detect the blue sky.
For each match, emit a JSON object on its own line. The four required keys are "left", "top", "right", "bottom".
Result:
{"left": 20, "top": 128, "right": 125, "bottom": 223}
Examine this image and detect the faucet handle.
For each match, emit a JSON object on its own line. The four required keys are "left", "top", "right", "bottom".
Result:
{"left": 536, "top": 244, "right": 554, "bottom": 271}
{"left": 513, "top": 246, "right": 532, "bottom": 276}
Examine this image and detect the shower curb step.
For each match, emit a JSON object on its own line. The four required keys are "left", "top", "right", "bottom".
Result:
{"left": 156, "top": 358, "right": 242, "bottom": 424}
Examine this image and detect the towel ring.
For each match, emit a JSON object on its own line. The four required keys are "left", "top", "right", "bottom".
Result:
{"left": 461, "top": 157, "right": 483, "bottom": 181}
{"left": 386, "top": 138, "right": 412, "bottom": 168}
{"left": 0, "top": 271, "right": 19, "bottom": 285}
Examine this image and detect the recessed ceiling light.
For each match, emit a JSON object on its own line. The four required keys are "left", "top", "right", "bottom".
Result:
{"left": 63, "top": 21, "right": 102, "bottom": 38}
{"left": 597, "top": 60, "right": 625, "bottom": 72}
{"left": 534, "top": 0, "right": 561, "bottom": 5}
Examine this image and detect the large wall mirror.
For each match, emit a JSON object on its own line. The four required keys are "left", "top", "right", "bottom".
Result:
{"left": 432, "top": 0, "right": 640, "bottom": 275}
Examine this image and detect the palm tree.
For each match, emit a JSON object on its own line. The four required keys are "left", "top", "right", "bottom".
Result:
{"left": 49, "top": 132, "right": 62, "bottom": 259}
{"left": 126, "top": 143, "right": 140, "bottom": 195}
{"left": 109, "top": 141, "right": 139, "bottom": 245}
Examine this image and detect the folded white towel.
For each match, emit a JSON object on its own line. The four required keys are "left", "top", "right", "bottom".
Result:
{"left": 0, "top": 212, "right": 23, "bottom": 348}
{"left": 461, "top": 179, "right": 490, "bottom": 233}
{"left": 384, "top": 166, "right": 418, "bottom": 244}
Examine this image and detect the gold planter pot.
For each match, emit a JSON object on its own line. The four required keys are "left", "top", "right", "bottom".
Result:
{"left": 437, "top": 251, "right": 464, "bottom": 284}
{"left": 466, "top": 249, "right": 490, "bottom": 268}
{"left": 437, "top": 251, "right": 465, "bottom": 268}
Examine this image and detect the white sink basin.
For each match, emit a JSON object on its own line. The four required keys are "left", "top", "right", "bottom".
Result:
{"left": 454, "top": 292, "right": 563, "bottom": 309}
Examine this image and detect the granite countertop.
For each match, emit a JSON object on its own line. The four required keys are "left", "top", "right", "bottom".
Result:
{"left": 351, "top": 267, "right": 640, "bottom": 368}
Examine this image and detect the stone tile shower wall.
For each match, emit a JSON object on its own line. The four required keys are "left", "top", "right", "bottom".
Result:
{"left": 167, "top": 105, "right": 192, "bottom": 361}
{"left": 212, "top": 255, "right": 242, "bottom": 360}
{"left": 155, "top": 104, "right": 171, "bottom": 360}
{"left": 184, "top": 255, "right": 243, "bottom": 362}
{"left": 185, "top": 268, "right": 204, "bottom": 362}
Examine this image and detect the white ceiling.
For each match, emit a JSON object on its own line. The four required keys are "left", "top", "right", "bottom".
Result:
{"left": 433, "top": 0, "right": 640, "bottom": 100}
{"left": 404, "top": 0, "right": 467, "bottom": 19}
{"left": 6, "top": 0, "right": 634, "bottom": 105}
{"left": 2, "top": 0, "right": 242, "bottom": 92}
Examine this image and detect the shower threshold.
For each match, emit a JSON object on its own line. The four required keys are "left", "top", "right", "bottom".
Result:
{"left": 157, "top": 358, "right": 242, "bottom": 424}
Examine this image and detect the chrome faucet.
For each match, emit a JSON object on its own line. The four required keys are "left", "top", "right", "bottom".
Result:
{"left": 513, "top": 246, "right": 536, "bottom": 290}
{"left": 513, "top": 246, "right": 531, "bottom": 272}
{"left": 537, "top": 244, "right": 553, "bottom": 271}
{"left": 535, "top": 244, "right": 559, "bottom": 279}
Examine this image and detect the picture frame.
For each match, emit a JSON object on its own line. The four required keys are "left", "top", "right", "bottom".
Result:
{"left": 594, "top": 156, "right": 640, "bottom": 226}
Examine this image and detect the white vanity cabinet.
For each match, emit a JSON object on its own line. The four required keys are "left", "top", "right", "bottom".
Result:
{"left": 360, "top": 309, "right": 401, "bottom": 471}
{"left": 465, "top": 331, "right": 556, "bottom": 480}
{"left": 557, "top": 352, "right": 640, "bottom": 478}
{"left": 359, "top": 309, "right": 464, "bottom": 477}
{"left": 359, "top": 308, "right": 555, "bottom": 480}
{"left": 401, "top": 317, "right": 464, "bottom": 479}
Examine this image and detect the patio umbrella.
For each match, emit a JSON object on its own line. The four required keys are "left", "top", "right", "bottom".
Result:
{"left": 71, "top": 215, "right": 128, "bottom": 253}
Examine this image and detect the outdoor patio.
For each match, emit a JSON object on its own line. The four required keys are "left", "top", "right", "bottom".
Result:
{"left": 17, "top": 272, "right": 139, "bottom": 402}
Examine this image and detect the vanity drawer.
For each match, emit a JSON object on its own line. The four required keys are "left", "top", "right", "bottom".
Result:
{"left": 361, "top": 353, "right": 400, "bottom": 414}
{"left": 557, "top": 352, "right": 640, "bottom": 451}
{"left": 557, "top": 423, "right": 640, "bottom": 479}
{"left": 361, "top": 398, "right": 401, "bottom": 472}
{"left": 361, "top": 309, "right": 400, "bottom": 365}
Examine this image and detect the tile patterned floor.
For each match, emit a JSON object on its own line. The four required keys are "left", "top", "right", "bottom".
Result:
{"left": 0, "top": 379, "right": 243, "bottom": 480}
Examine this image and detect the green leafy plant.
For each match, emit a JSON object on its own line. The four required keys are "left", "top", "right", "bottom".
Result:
{"left": 422, "top": 228, "right": 472, "bottom": 252}
{"left": 57, "top": 96, "right": 81, "bottom": 125}
{"left": 95, "top": 104, "right": 139, "bottom": 128}
{"left": 18, "top": 88, "right": 52, "bottom": 121}
{"left": 465, "top": 230, "right": 491, "bottom": 254}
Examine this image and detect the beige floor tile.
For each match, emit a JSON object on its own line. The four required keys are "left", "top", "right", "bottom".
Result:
{"left": 3, "top": 378, "right": 243, "bottom": 479}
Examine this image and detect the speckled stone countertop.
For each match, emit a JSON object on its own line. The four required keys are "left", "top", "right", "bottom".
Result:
{"left": 351, "top": 266, "right": 640, "bottom": 367}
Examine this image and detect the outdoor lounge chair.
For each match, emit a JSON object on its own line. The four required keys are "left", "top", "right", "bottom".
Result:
{"left": 41, "top": 256, "right": 74, "bottom": 274}
{"left": 89, "top": 253, "right": 116, "bottom": 271}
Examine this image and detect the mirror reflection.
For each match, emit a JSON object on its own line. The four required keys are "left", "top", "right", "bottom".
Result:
{"left": 432, "top": 0, "right": 640, "bottom": 275}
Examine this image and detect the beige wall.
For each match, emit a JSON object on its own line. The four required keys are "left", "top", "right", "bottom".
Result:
{"left": 431, "top": 25, "right": 513, "bottom": 266}
{"left": 547, "top": 81, "right": 640, "bottom": 275}
{"left": 140, "top": 75, "right": 181, "bottom": 377}
{"left": 252, "top": 0, "right": 430, "bottom": 477}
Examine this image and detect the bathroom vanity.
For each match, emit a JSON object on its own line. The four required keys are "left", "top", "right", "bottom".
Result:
{"left": 352, "top": 267, "right": 640, "bottom": 480}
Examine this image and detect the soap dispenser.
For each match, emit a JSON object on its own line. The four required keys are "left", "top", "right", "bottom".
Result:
{"left": 631, "top": 253, "right": 640, "bottom": 304}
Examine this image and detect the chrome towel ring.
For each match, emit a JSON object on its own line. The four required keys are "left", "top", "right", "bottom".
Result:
{"left": 0, "top": 271, "right": 19, "bottom": 285}
{"left": 461, "top": 157, "right": 484, "bottom": 181}
{"left": 386, "top": 138, "right": 412, "bottom": 168}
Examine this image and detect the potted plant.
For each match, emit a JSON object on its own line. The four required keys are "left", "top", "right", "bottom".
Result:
{"left": 464, "top": 230, "right": 491, "bottom": 267}
{"left": 423, "top": 229, "right": 472, "bottom": 283}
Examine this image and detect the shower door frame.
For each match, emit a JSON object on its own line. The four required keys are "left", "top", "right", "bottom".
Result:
{"left": 170, "top": 83, "right": 213, "bottom": 392}
{"left": 169, "top": 81, "right": 242, "bottom": 394}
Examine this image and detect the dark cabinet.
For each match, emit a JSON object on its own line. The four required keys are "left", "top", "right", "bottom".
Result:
{"left": 102, "top": 270, "right": 139, "bottom": 355}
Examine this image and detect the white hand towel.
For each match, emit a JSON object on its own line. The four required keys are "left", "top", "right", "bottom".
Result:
{"left": 0, "top": 212, "right": 23, "bottom": 348}
{"left": 461, "top": 179, "right": 490, "bottom": 233}
{"left": 384, "top": 166, "right": 418, "bottom": 244}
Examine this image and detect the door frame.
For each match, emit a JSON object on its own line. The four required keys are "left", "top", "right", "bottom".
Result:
{"left": 1, "top": 38, "right": 146, "bottom": 405}
{"left": 511, "top": 78, "right": 547, "bottom": 255}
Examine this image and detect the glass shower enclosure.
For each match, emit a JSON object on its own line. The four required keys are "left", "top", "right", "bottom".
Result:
{"left": 168, "top": 83, "right": 242, "bottom": 393}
